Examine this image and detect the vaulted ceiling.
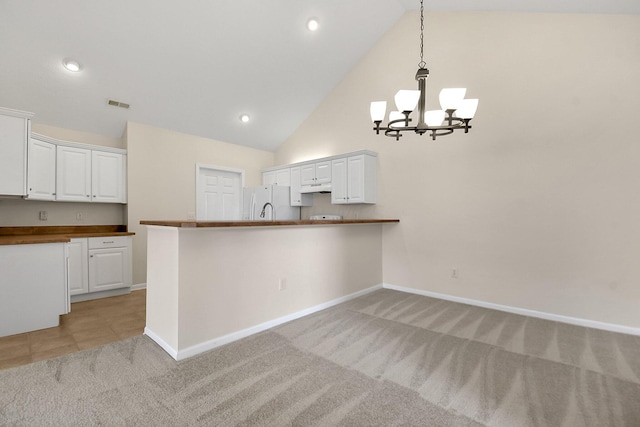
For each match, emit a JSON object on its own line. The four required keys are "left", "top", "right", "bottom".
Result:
{"left": 1, "top": 0, "right": 638, "bottom": 151}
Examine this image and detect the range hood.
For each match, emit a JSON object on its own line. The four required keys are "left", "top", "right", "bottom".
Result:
{"left": 299, "top": 183, "right": 332, "bottom": 193}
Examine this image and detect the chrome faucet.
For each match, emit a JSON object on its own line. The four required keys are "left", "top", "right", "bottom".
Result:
{"left": 259, "top": 202, "right": 274, "bottom": 220}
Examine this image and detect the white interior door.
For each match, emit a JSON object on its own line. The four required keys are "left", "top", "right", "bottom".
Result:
{"left": 196, "top": 165, "right": 243, "bottom": 220}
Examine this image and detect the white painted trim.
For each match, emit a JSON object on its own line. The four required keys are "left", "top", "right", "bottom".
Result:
{"left": 70, "top": 287, "right": 130, "bottom": 303}
{"left": 175, "top": 284, "right": 383, "bottom": 361}
{"left": 144, "top": 327, "right": 178, "bottom": 360}
{"left": 0, "top": 106, "right": 34, "bottom": 119}
{"left": 31, "top": 132, "right": 127, "bottom": 154}
{"left": 261, "top": 149, "right": 378, "bottom": 173}
{"left": 131, "top": 283, "right": 147, "bottom": 291}
{"left": 383, "top": 283, "right": 640, "bottom": 337}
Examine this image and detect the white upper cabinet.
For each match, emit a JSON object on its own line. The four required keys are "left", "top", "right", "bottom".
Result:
{"left": 300, "top": 160, "right": 331, "bottom": 186}
{"left": 290, "top": 166, "right": 313, "bottom": 207}
{"left": 27, "top": 137, "right": 57, "bottom": 201}
{"left": 331, "top": 154, "right": 377, "bottom": 204}
{"left": 92, "top": 151, "right": 125, "bottom": 203}
{"left": 275, "top": 168, "right": 291, "bottom": 186}
{"left": 53, "top": 140, "right": 127, "bottom": 204}
{"left": 330, "top": 158, "right": 348, "bottom": 203}
{"left": 0, "top": 107, "right": 33, "bottom": 196}
{"left": 56, "top": 145, "right": 92, "bottom": 202}
{"left": 261, "top": 150, "right": 377, "bottom": 206}
{"left": 262, "top": 167, "right": 291, "bottom": 186}
{"left": 263, "top": 170, "right": 276, "bottom": 186}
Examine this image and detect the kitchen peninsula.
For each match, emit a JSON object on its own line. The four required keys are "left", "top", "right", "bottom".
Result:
{"left": 0, "top": 225, "right": 134, "bottom": 338}
{"left": 141, "top": 219, "right": 399, "bottom": 360}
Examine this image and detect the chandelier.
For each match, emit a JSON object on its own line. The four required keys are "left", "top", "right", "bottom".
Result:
{"left": 370, "top": 0, "right": 478, "bottom": 141}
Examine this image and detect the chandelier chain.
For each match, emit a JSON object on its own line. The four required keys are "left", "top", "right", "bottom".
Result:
{"left": 418, "top": 0, "right": 426, "bottom": 69}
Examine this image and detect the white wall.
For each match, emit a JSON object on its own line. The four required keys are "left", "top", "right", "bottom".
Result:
{"left": 32, "top": 123, "right": 124, "bottom": 149}
{"left": 125, "top": 121, "right": 274, "bottom": 285}
{"left": 0, "top": 199, "right": 124, "bottom": 226}
{"left": 275, "top": 12, "right": 640, "bottom": 328}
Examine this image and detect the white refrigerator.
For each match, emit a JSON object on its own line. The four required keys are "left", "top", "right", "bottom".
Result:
{"left": 242, "top": 185, "right": 300, "bottom": 221}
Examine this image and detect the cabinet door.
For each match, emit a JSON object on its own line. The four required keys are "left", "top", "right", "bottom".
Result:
{"left": 300, "top": 164, "right": 316, "bottom": 186}
{"left": 0, "top": 114, "right": 29, "bottom": 196}
{"left": 315, "top": 161, "right": 332, "bottom": 184}
{"left": 263, "top": 171, "right": 276, "bottom": 186}
{"left": 67, "top": 238, "right": 89, "bottom": 296}
{"left": 331, "top": 158, "right": 348, "bottom": 204}
{"left": 275, "top": 168, "right": 291, "bottom": 186}
{"left": 347, "top": 155, "right": 366, "bottom": 203}
{"left": 92, "top": 151, "right": 124, "bottom": 203}
{"left": 290, "top": 166, "right": 313, "bottom": 206}
{"left": 27, "top": 138, "right": 57, "bottom": 201}
{"left": 56, "top": 146, "right": 91, "bottom": 202}
{"left": 88, "top": 247, "right": 129, "bottom": 292}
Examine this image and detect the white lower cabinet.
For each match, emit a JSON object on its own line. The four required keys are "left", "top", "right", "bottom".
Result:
{"left": 68, "top": 236, "right": 132, "bottom": 299}
{"left": 68, "top": 238, "right": 89, "bottom": 295}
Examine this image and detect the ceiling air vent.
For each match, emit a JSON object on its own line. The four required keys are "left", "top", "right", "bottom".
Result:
{"left": 107, "top": 99, "right": 130, "bottom": 109}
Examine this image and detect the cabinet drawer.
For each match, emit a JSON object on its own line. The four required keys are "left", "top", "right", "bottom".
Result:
{"left": 88, "top": 235, "right": 130, "bottom": 249}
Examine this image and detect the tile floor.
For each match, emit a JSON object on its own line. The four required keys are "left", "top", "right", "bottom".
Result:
{"left": 0, "top": 289, "right": 146, "bottom": 370}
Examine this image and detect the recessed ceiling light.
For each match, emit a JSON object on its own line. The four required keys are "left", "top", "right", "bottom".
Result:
{"left": 62, "top": 58, "right": 81, "bottom": 72}
{"left": 239, "top": 114, "right": 250, "bottom": 123}
{"left": 306, "top": 18, "right": 319, "bottom": 32}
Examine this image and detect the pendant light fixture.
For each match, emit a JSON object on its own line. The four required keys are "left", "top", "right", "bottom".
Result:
{"left": 370, "top": 0, "right": 478, "bottom": 141}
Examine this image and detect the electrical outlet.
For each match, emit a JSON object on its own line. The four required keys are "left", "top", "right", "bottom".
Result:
{"left": 451, "top": 269, "right": 458, "bottom": 279}
{"left": 187, "top": 212, "right": 196, "bottom": 220}
{"left": 279, "top": 278, "right": 287, "bottom": 291}
{"left": 76, "top": 212, "right": 84, "bottom": 221}
{"left": 39, "top": 211, "right": 48, "bottom": 221}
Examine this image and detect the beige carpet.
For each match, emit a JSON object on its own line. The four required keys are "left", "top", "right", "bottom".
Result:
{"left": 1, "top": 289, "right": 639, "bottom": 426}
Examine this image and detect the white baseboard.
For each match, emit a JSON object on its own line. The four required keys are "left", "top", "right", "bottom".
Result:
{"left": 144, "top": 327, "right": 178, "bottom": 360}
{"left": 131, "top": 283, "right": 147, "bottom": 291}
{"left": 383, "top": 283, "right": 640, "bottom": 337}
{"left": 71, "top": 287, "right": 130, "bottom": 303}
{"left": 175, "top": 284, "right": 383, "bottom": 361}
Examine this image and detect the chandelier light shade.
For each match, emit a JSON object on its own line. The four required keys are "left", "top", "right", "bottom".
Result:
{"left": 370, "top": 101, "right": 387, "bottom": 122}
{"left": 424, "top": 109, "right": 445, "bottom": 127}
{"left": 370, "top": 0, "right": 478, "bottom": 140}
{"left": 394, "top": 90, "right": 421, "bottom": 113}
{"left": 438, "top": 88, "right": 466, "bottom": 111}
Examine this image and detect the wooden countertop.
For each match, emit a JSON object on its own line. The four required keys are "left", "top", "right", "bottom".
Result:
{"left": 140, "top": 219, "right": 400, "bottom": 228}
{"left": 0, "top": 225, "right": 134, "bottom": 246}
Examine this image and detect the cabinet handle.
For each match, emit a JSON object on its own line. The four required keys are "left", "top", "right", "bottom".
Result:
{"left": 103, "top": 241, "right": 114, "bottom": 244}
{"left": 90, "top": 254, "right": 94, "bottom": 258}
{"left": 86, "top": 195, "right": 90, "bottom": 198}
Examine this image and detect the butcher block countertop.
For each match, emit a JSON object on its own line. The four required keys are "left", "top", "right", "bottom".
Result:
{"left": 0, "top": 225, "right": 134, "bottom": 246}
{"left": 140, "top": 219, "right": 399, "bottom": 228}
